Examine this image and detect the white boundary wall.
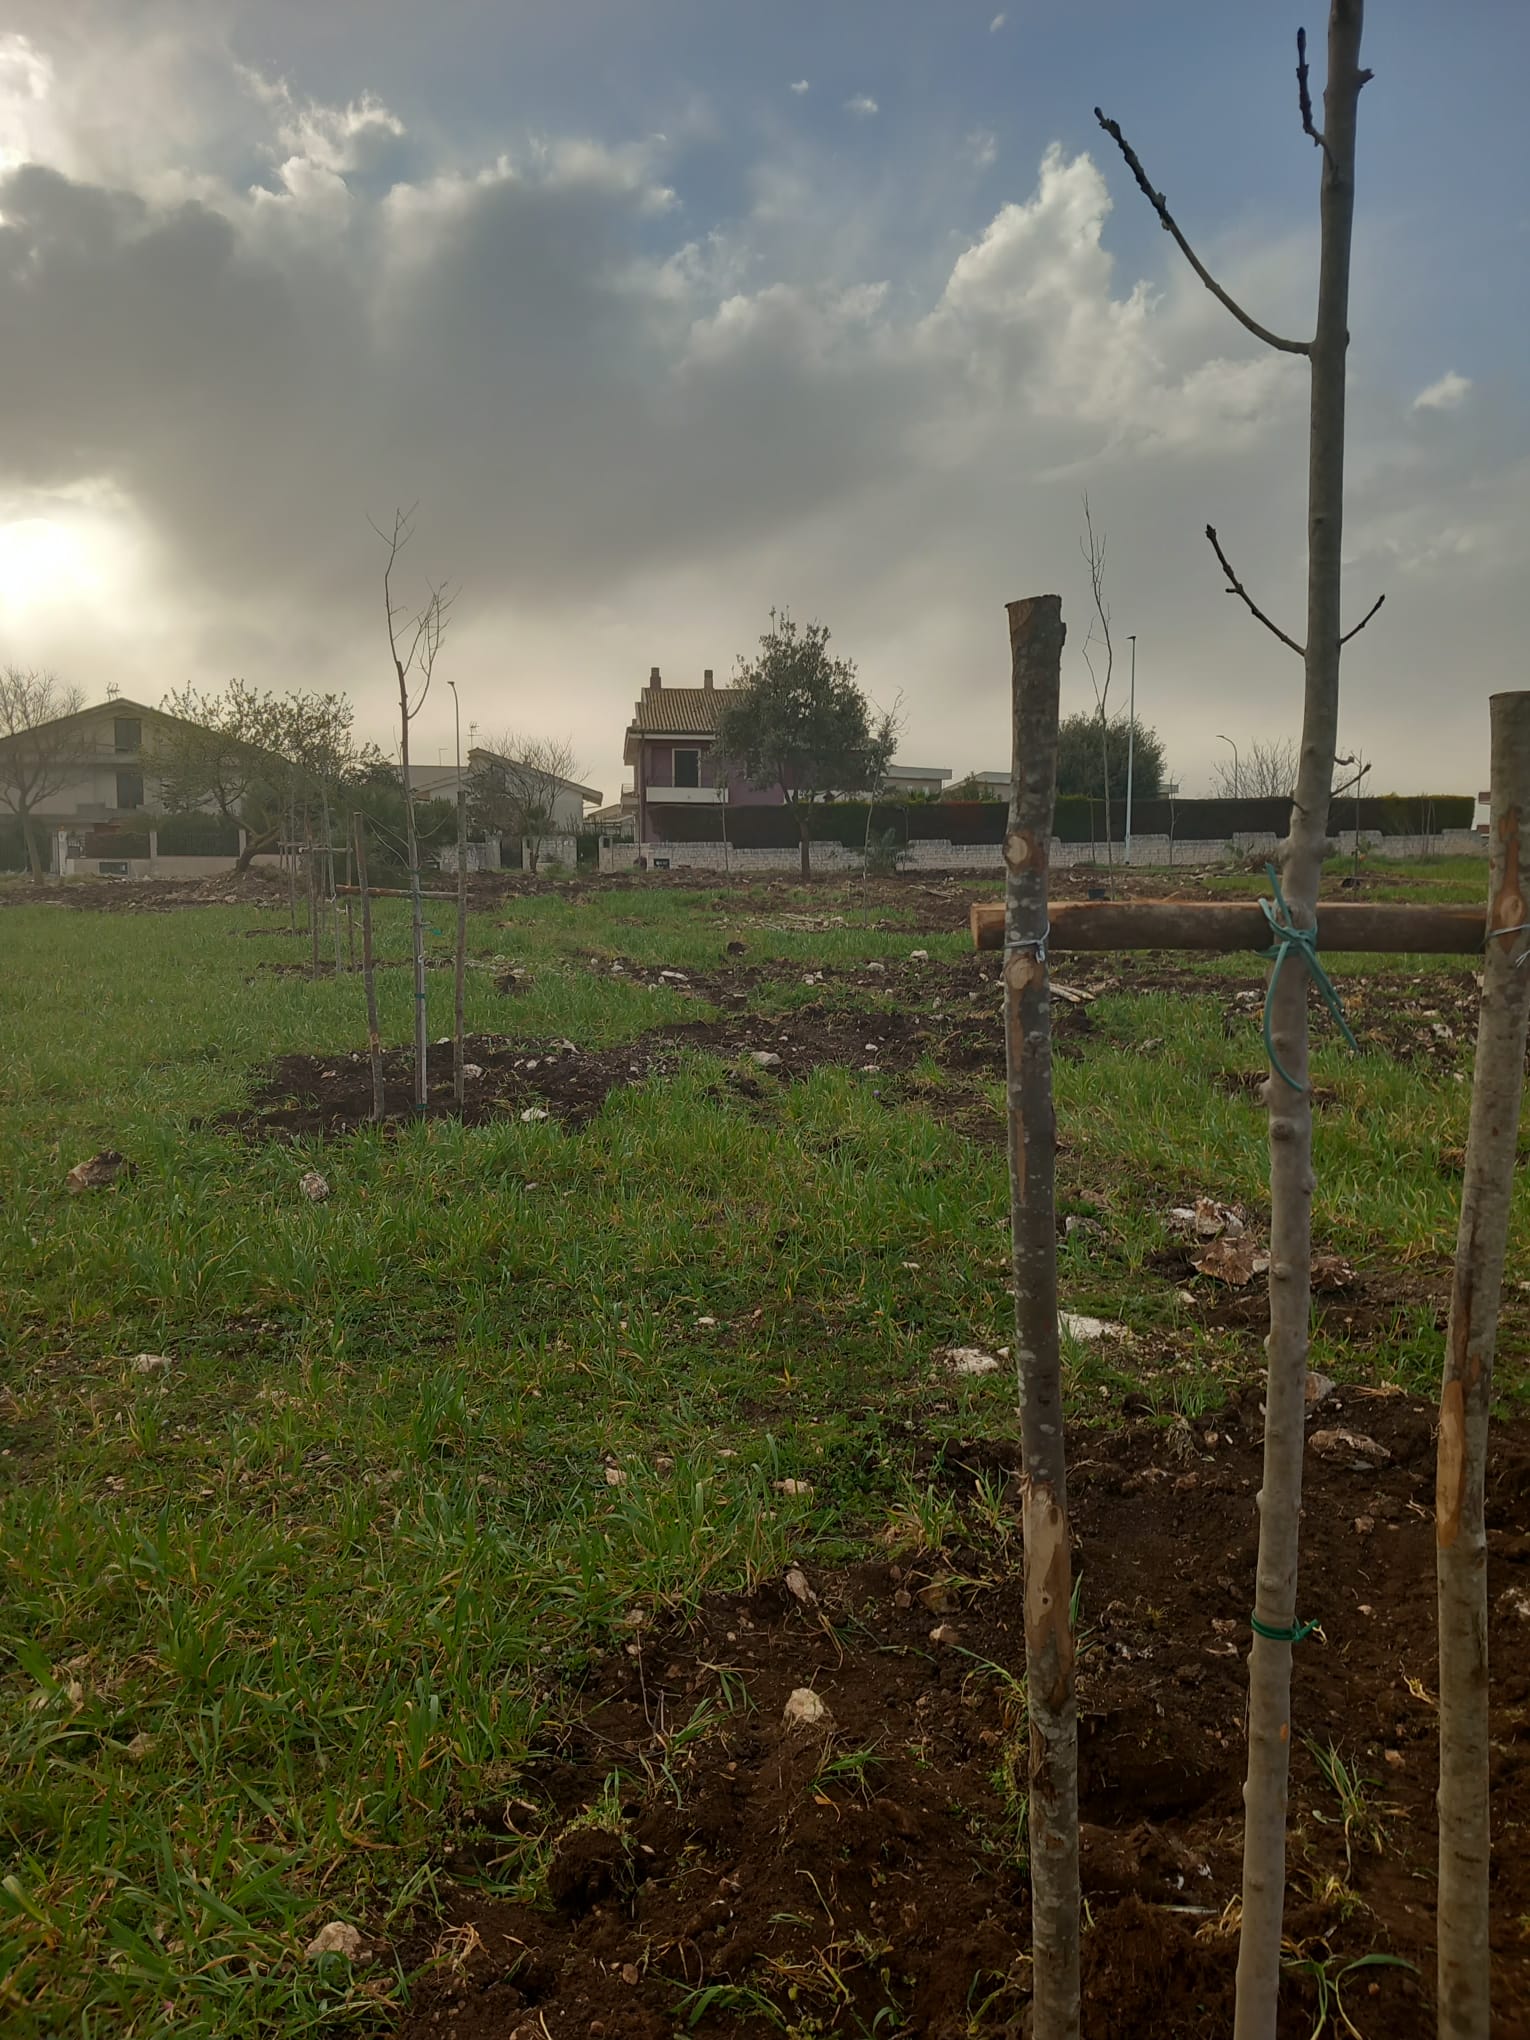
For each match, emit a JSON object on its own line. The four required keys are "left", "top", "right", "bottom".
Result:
{"left": 600, "top": 829, "right": 1485, "bottom": 876}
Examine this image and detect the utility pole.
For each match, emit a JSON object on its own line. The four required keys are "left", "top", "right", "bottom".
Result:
{"left": 1125, "top": 634, "right": 1137, "bottom": 864}
{"left": 1217, "top": 732, "right": 1241, "bottom": 800}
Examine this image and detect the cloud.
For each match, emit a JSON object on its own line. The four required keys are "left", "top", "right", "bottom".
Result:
{"left": 844, "top": 94, "right": 879, "bottom": 119}
{"left": 789, "top": 79, "right": 809, "bottom": 95}
{"left": 965, "top": 128, "right": 998, "bottom": 171}
{"left": 1412, "top": 370, "right": 1472, "bottom": 413}
{"left": 990, "top": 12, "right": 1007, "bottom": 30}
{"left": 0, "top": 18, "right": 1519, "bottom": 803}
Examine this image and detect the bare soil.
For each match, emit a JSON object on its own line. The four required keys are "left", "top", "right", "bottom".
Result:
{"left": 393, "top": 1392, "right": 1530, "bottom": 2039}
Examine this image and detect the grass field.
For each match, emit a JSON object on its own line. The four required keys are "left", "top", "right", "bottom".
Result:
{"left": 0, "top": 863, "right": 1520, "bottom": 2036}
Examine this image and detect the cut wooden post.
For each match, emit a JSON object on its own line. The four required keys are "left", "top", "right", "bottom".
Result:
{"left": 354, "top": 813, "right": 385, "bottom": 1123}
{"left": 1436, "top": 690, "right": 1530, "bottom": 2040}
{"left": 453, "top": 790, "right": 468, "bottom": 1110}
{"left": 970, "top": 898, "right": 1484, "bottom": 955}
{"left": 1002, "top": 594, "right": 1078, "bottom": 2040}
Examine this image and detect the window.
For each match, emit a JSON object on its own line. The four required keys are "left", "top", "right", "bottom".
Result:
{"left": 673, "top": 748, "right": 701, "bottom": 788}
{"left": 115, "top": 769, "right": 145, "bottom": 810}
{"left": 114, "top": 717, "right": 141, "bottom": 754}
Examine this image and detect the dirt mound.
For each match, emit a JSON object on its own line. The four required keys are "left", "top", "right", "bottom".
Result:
{"left": 393, "top": 1394, "right": 1530, "bottom": 2039}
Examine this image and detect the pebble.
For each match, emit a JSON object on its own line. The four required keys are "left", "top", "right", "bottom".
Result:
{"left": 783, "top": 1687, "right": 831, "bottom": 1728}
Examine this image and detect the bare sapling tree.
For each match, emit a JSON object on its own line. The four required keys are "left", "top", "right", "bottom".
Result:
{"left": 1436, "top": 692, "right": 1530, "bottom": 2040}
{"left": 375, "top": 509, "right": 452, "bottom": 1113}
{"left": 1098, "top": 8, "right": 1380, "bottom": 2032}
{"left": 1210, "top": 737, "right": 1301, "bottom": 801}
{"left": 353, "top": 811, "right": 386, "bottom": 1121}
{"left": 1078, "top": 498, "right": 1116, "bottom": 868}
{"left": 0, "top": 668, "right": 87, "bottom": 882}
{"left": 453, "top": 789, "right": 468, "bottom": 1108}
{"left": 1002, "top": 595, "right": 1077, "bottom": 2040}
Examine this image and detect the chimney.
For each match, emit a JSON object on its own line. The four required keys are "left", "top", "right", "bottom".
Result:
{"left": 703, "top": 668, "right": 714, "bottom": 690}
{"left": 649, "top": 665, "right": 662, "bottom": 690}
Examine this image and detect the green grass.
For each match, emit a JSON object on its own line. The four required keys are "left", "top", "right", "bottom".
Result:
{"left": 0, "top": 864, "right": 1520, "bottom": 2033}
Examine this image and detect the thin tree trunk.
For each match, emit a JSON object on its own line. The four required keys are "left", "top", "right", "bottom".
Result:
{"left": 307, "top": 820, "right": 321, "bottom": 976}
{"left": 1436, "top": 691, "right": 1530, "bottom": 2040}
{"left": 1098, "top": 715, "right": 1113, "bottom": 870}
{"left": 354, "top": 812, "right": 385, "bottom": 1123}
{"left": 1235, "top": 8, "right": 1367, "bottom": 2032}
{"left": 398, "top": 718, "right": 429, "bottom": 1112}
{"left": 23, "top": 814, "right": 45, "bottom": 885}
{"left": 286, "top": 788, "right": 297, "bottom": 935}
{"left": 453, "top": 790, "right": 468, "bottom": 1109}
{"left": 235, "top": 826, "right": 277, "bottom": 875}
{"left": 1002, "top": 594, "right": 1077, "bottom": 2040}
{"left": 323, "top": 791, "right": 343, "bottom": 978}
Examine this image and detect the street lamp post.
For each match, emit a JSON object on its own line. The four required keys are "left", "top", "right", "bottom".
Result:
{"left": 1125, "top": 634, "right": 1137, "bottom": 865}
{"left": 1217, "top": 733, "right": 1240, "bottom": 801}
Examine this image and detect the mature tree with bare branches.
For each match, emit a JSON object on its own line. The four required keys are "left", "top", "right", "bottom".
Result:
{"left": 1098, "top": 8, "right": 1379, "bottom": 2034}
{"left": 375, "top": 509, "right": 452, "bottom": 1112}
{"left": 470, "top": 734, "right": 584, "bottom": 874}
{"left": 1209, "top": 738, "right": 1300, "bottom": 802}
{"left": 0, "top": 667, "right": 87, "bottom": 882}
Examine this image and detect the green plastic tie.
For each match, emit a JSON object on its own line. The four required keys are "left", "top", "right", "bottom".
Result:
{"left": 1250, "top": 1612, "right": 1320, "bottom": 1645}
{"left": 1257, "top": 863, "right": 1359, "bottom": 1093}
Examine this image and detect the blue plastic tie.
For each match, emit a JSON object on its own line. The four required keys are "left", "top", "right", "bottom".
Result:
{"left": 1257, "top": 864, "right": 1358, "bottom": 1094}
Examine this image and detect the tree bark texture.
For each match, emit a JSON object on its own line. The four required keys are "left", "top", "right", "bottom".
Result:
{"left": 354, "top": 813, "right": 386, "bottom": 1124}
{"left": 1002, "top": 594, "right": 1078, "bottom": 2040}
{"left": 1436, "top": 691, "right": 1530, "bottom": 2040}
{"left": 454, "top": 790, "right": 468, "bottom": 1109}
{"left": 1236, "top": 8, "right": 1367, "bottom": 2033}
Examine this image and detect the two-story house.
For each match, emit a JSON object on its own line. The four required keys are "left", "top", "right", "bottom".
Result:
{"left": 623, "top": 667, "right": 790, "bottom": 847}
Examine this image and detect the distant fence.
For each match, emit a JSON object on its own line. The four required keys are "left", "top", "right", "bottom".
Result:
{"left": 649, "top": 793, "right": 1473, "bottom": 853}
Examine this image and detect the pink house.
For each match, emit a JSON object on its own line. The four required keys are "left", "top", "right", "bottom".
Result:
{"left": 623, "top": 667, "right": 784, "bottom": 847}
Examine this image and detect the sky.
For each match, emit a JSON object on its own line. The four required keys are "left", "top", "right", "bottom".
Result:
{"left": 1, "top": 1, "right": 1526, "bottom": 804}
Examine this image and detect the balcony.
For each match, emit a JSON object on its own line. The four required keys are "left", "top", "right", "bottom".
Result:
{"left": 645, "top": 784, "right": 728, "bottom": 805}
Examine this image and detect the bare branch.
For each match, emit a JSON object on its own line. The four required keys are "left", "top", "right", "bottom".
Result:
{"left": 1204, "top": 524, "right": 1306, "bottom": 656}
{"left": 1094, "top": 109, "right": 1312, "bottom": 357}
{"left": 1338, "top": 592, "right": 1385, "bottom": 647}
{"left": 1296, "top": 28, "right": 1333, "bottom": 165}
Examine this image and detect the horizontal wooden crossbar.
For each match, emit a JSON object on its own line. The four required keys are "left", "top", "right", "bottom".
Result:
{"left": 969, "top": 899, "right": 1486, "bottom": 955}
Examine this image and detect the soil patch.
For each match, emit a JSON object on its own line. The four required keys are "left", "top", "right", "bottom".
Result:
{"left": 393, "top": 1393, "right": 1530, "bottom": 2038}
{"left": 209, "top": 989, "right": 1109, "bottom": 1141}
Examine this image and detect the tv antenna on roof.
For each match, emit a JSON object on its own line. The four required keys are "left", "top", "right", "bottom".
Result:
{"left": 106, "top": 683, "right": 120, "bottom": 699}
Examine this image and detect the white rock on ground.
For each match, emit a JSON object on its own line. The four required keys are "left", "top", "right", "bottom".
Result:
{"left": 130, "top": 1353, "right": 173, "bottom": 1375}
{"left": 1059, "top": 1311, "right": 1128, "bottom": 1342}
{"left": 305, "top": 1922, "right": 367, "bottom": 1963}
{"left": 940, "top": 1347, "right": 1002, "bottom": 1377}
{"left": 782, "top": 1687, "right": 832, "bottom": 1728}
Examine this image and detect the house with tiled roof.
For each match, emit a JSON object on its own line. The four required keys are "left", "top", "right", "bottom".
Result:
{"left": 623, "top": 666, "right": 788, "bottom": 847}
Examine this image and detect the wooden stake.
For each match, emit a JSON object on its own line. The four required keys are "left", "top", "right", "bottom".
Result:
{"left": 354, "top": 812, "right": 385, "bottom": 1123}
{"left": 453, "top": 790, "right": 468, "bottom": 1109}
{"left": 970, "top": 898, "right": 1484, "bottom": 955}
{"left": 1003, "top": 594, "right": 1078, "bottom": 2040}
{"left": 1436, "top": 690, "right": 1530, "bottom": 2040}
